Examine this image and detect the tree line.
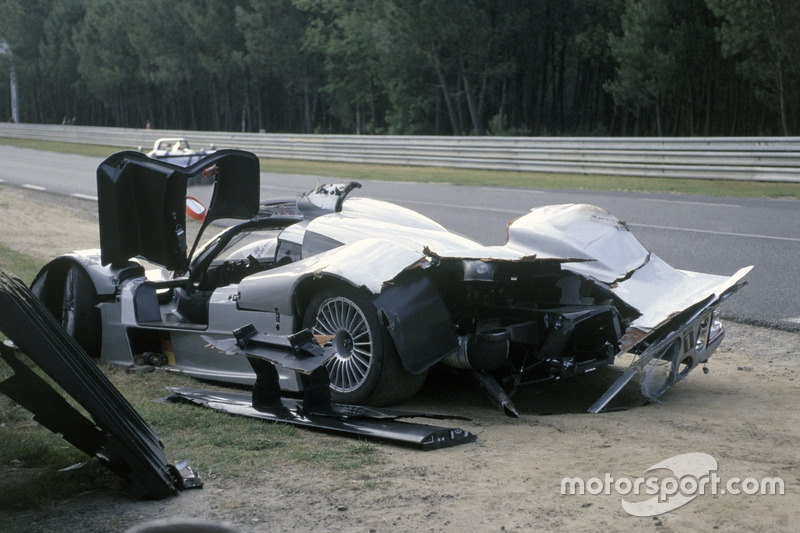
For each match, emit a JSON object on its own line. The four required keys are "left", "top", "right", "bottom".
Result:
{"left": 1, "top": 0, "right": 798, "bottom": 137}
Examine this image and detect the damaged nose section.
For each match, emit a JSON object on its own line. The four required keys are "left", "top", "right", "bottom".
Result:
{"left": 589, "top": 306, "right": 728, "bottom": 414}
{"left": 588, "top": 263, "right": 750, "bottom": 414}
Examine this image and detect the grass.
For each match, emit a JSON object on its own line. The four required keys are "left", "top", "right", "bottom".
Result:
{"left": 0, "top": 243, "right": 381, "bottom": 511}
{"left": 2, "top": 136, "right": 798, "bottom": 199}
{"left": 0, "top": 137, "right": 120, "bottom": 158}
{"left": 0, "top": 355, "right": 381, "bottom": 511}
{"left": 0, "top": 242, "right": 41, "bottom": 285}
{"left": 0, "top": 353, "right": 130, "bottom": 511}
{"left": 110, "top": 366, "right": 380, "bottom": 476}
{"left": 261, "top": 157, "right": 800, "bottom": 199}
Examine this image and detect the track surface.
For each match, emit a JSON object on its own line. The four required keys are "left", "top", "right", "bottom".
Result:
{"left": 1, "top": 144, "right": 796, "bottom": 330}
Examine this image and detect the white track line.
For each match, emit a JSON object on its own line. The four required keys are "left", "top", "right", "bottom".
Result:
{"left": 630, "top": 223, "right": 800, "bottom": 243}
{"left": 71, "top": 193, "right": 98, "bottom": 201}
{"left": 641, "top": 198, "right": 742, "bottom": 208}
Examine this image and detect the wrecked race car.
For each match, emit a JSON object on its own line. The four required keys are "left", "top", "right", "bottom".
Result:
{"left": 31, "top": 150, "right": 750, "bottom": 414}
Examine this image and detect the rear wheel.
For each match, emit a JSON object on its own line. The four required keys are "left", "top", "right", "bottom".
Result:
{"left": 302, "top": 285, "right": 426, "bottom": 406}
{"left": 61, "top": 264, "right": 102, "bottom": 358}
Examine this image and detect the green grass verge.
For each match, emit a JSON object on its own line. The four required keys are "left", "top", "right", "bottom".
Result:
{"left": 0, "top": 248, "right": 379, "bottom": 512}
{"left": 261, "top": 157, "right": 800, "bottom": 199}
{"left": 0, "top": 358, "right": 380, "bottom": 511}
{"left": 0, "top": 137, "right": 121, "bottom": 158}
{"left": 110, "top": 366, "right": 380, "bottom": 476}
{"left": 0, "top": 242, "right": 41, "bottom": 285}
{"left": 2, "top": 136, "right": 798, "bottom": 199}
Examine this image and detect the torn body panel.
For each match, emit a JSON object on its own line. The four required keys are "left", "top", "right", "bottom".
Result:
{"left": 196, "top": 328, "right": 476, "bottom": 450}
{"left": 0, "top": 272, "right": 198, "bottom": 498}
{"left": 589, "top": 266, "right": 750, "bottom": 412}
{"left": 505, "top": 203, "right": 650, "bottom": 282}
{"left": 236, "top": 237, "right": 428, "bottom": 312}
{"left": 167, "top": 387, "right": 477, "bottom": 450}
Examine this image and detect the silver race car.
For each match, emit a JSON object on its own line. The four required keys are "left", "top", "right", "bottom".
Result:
{"left": 31, "top": 150, "right": 750, "bottom": 413}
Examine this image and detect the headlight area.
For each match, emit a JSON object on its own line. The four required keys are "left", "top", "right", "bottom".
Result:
{"left": 640, "top": 308, "right": 726, "bottom": 401}
{"left": 708, "top": 309, "right": 725, "bottom": 346}
{"left": 682, "top": 308, "right": 726, "bottom": 370}
{"left": 694, "top": 308, "right": 725, "bottom": 357}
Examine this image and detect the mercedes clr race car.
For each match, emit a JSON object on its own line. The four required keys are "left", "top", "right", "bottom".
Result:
{"left": 31, "top": 150, "right": 751, "bottom": 414}
{"left": 145, "top": 137, "right": 216, "bottom": 167}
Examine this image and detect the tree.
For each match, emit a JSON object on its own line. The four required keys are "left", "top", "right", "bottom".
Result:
{"left": 295, "top": 0, "right": 387, "bottom": 134}
{"left": 39, "top": 0, "right": 84, "bottom": 122}
{"left": 0, "top": 0, "right": 791, "bottom": 135}
{"left": 707, "top": 0, "right": 800, "bottom": 135}
{"left": 568, "top": 0, "right": 624, "bottom": 135}
{"left": 124, "top": 0, "right": 217, "bottom": 129}
{"left": 180, "top": 0, "right": 249, "bottom": 131}
{"left": 379, "top": 0, "right": 523, "bottom": 135}
{"left": 72, "top": 0, "right": 139, "bottom": 125}
{"left": 0, "top": 0, "right": 50, "bottom": 122}
{"left": 238, "top": 0, "right": 323, "bottom": 133}
{"left": 0, "top": 39, "right": 18, "bottom": 122}
{"left": 605, "top": 0, "right": 682, "bottom": 136}
{"left": 370, "top": 0, "right": 456, "bottom": 134}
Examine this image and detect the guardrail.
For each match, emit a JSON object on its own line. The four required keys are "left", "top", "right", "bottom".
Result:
{"left": 1, "top": 122, "right": 799, "bottom": 182}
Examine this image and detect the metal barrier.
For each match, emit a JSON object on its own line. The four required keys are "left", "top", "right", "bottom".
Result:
{"left": 1, "top": 122, "right": 799, "bottom": 182}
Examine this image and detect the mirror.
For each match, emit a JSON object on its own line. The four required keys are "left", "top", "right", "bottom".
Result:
{"left": 186, "top": 196, "right": 207, "bottom": 222}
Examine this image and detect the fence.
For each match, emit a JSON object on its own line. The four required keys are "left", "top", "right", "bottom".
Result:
{"left": 1, "top": 122, "right": 799, "bottom": 182}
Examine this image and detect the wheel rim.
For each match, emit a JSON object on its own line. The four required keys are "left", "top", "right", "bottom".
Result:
{"left": 311, "top": 296, "right": 373, "bottom": 393}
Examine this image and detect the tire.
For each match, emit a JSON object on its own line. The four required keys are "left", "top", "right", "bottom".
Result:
{"left": 302, "top": 284, "right": 426, "bottom": 406}
{"left": 61, "top": 264, "right": 102, "bottom": 358}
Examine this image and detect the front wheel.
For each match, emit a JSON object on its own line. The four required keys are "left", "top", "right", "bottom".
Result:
{"left": 302, "top": 285, "right": 426, "bottom": 406}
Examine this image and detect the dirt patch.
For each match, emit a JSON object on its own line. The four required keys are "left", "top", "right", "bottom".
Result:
{"left": 1, "top": 185, "right": 798, "bottom": 532}
{"left": 0, "top": 186, "right": 100, "bottom": 261}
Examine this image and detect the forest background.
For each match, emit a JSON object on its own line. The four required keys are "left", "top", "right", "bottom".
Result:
{"left": 1, "top": 0, "right": 798, "bottom": 138}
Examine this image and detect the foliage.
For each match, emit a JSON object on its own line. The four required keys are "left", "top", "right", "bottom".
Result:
{"left": 0, "top": 0, "right": 798, "bottom": 135}
{"left": 707, "top": 0, "right": 800, "bottom": 135}
{"left": 606, "top": 0, "right": 678, "bottom": 135}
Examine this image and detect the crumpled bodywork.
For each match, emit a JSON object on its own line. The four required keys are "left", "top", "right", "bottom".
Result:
{"left": 236, "top": 198, "right": 750, "bottom": 411}
{"left": 502, "top": 203, "right": 753, "bottom": 342}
